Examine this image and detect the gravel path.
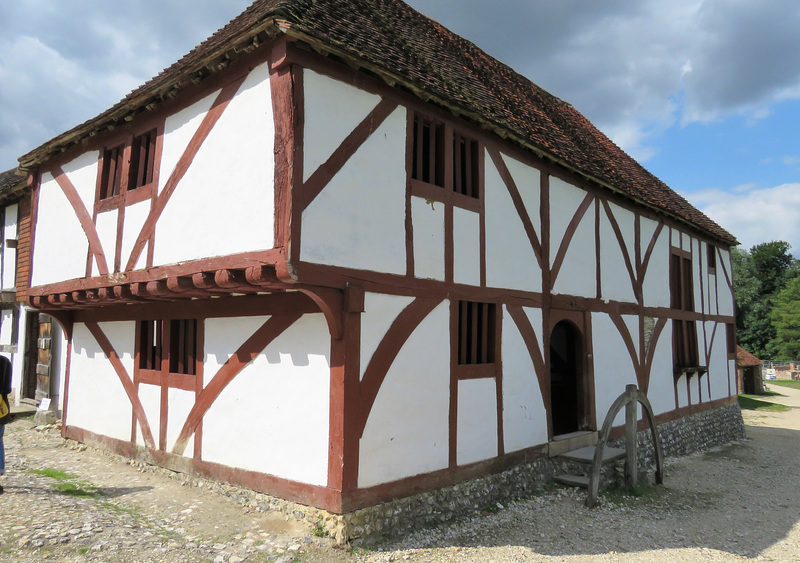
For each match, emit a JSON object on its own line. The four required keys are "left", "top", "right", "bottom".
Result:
{"left": 1, "top": 386, "right": 799, "bottom": 562}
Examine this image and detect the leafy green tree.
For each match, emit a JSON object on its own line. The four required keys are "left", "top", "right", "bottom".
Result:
{"left": 771, "top": 276, "right": 800, "bottom": 359}
{"left": 732, "top": 241, "right": 799, "bottom": 358}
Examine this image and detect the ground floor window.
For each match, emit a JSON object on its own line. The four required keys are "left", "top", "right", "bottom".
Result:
{"left": 138, "top": 318, "right": 198, "bottom": 376}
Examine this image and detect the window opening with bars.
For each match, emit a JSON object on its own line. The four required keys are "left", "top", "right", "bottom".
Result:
{"left": 411, "top": 112, "right": 481, "bottom": 199}
{"left": 457, "top": 301, "right": 496, "bottom": 365}
{"left": 670, "top": 251, "right": 699, "bottom": 368}
{"left": 138, "top": 319, "right": 198, "bottom": 376}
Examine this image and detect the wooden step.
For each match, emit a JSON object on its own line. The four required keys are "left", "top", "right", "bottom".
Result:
{"left": 553, "top": 474, "right": 590, "bottom": 488}
{"left": 559, "top": 445, "right": 626, "bottom": 464}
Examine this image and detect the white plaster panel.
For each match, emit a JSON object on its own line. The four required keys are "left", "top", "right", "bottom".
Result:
{"left": 642, "top": 229, "right": 670, "bottom": 308}
{"left": 100, "top": 321, "right": 136, "bottom": 376}
{"left": 592, "top": 313, "right": 638, "bottom": 428}
{"left": 549, "top": 176, "right": 586, "bottom": 267}
{"left": 167, "top": 388, "right": 196, "bottom": 457}
{"left": 2, "top": 203, "right": 18, "bottom": 289}
{"left": 729, "top": 359, "right": 737, "bottom": 396}
{"left": 503, "top": 153, "right": 541, "bottom": 229}
{"left": 137, "top": 384, "right": 161, "bottom": 447}
{"left": 453, "top": 207, "right": 481, "bottom": 286}
{"left": 692, "top": 239, "right": 702, "bottom": 314}
{"left": 708, "top": 323, "right": 731, "bottom": 401}
{"left": 95, "top": 210, "right": 118, "bottom": 273}
{"left": 154, "top": 63, "right": 274, "bottom": 266}
{"left": 120, "top": 200, "right": 151, "bottom": 272}
{"left": 68, "top": 323, "right": 134, "bottom": 442}
{"left": 708, "top": 271, "right": 718, "bottom": 316}
{"left": 671, "top": 229, "right": 680, "bottom": 248}
{"left": 0, "top": 309, "right": 12, "bottom": 346}
{"left": 359, "top": 302, "right": 450, "bottom": 488}
{"left": 360, "top": 293, "right": 415, "bottom": 381}
{"left": 524, "top": 307, "right": 545, "bottom": 361}
{"left": 31, "top": 172, "right": 90, "bottom": 286}
{"left": 552, "top": 203, "right": 596, "bottom": 298}
{"left": 485, "top": 157, "right": 541, "bottom": 292}
{"left": 599, "top": 208, "right": 636, "bottom": 303}
{"left": 457, "top": 378, "right": 498, "bottom": 465}
{"left": 411, "top": 196, "right": 445, "bottom": 280}
{"left": 676, "top": 374, "right": 689, "bottom": 408}
{"left": 301, "top": 107, "right": 406, "bottom": 274}
{"left": 690, "top": 372, "right": 701, "bottom": 404}
{"left": 160, "top": 90, "right": 217, "bottom": 196}
{"left": 717, "top": 249, "right": 735, "bottom": 316}
{"left": 202, "top": 314, "right": 330, "bottom": 486}
{"left": 502, "top": 309, "right": 547, "bottom": 452}
{"left": 303, "top": 69, "right": 383, "bottom": 182}
{"left": 61, "top": 151, "right": 100, "bottom": 213}
{"left": 644, "top": 320, "right": 675, "bottom": 416}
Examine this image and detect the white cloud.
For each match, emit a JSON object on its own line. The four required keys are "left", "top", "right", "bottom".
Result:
{"left": 689, "top": 183, "right": 800, "bottom": 251}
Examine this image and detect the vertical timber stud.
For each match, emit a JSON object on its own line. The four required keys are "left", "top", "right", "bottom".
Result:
{"left": 330, "top": 285, "right": 364, "bottom": 510}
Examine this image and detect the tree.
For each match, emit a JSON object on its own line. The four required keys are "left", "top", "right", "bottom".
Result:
{"left": 732, "top": 241, "right": 799, "bottom": 358}
{"left": 771, "top": 276, "right": 800, "bottom": 359}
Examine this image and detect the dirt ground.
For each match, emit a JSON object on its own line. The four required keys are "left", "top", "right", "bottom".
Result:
{"left": 2, "top": 386, "right": 799, "bottom": 562}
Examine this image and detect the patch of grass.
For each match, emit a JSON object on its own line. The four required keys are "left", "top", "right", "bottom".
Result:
{"left": 77, "top": 547, "right": 90, "bottom": 555}
{"left": 479, "top": 503, "right": 501, "bottom": 515}
{"left": 312, "top": 522, "right": 327, "bottom": 537}
{"left": 767, "top": 380, "right": 800, "bottom": 390}
{"left": 30, "top": 466, "right": 104, "bottom": 498}
{"left": 53, "top": 480, "right": 103, "bottom": 498}
{"left": 600, "top": 483, "right": 663, "bottom": 505}
{"left": 738, "top": 394, "right": 790, "bottom": 412}
{"left": 29, "top": 468, "right": 77, "bottom": 481}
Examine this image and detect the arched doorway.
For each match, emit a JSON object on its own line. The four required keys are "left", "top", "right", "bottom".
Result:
{"left": 549, "top": 320, "right": 585, "bottom": 436}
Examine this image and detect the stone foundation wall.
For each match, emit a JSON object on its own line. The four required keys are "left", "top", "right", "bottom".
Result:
{"left": 341, "top": 401, "right": 746, "bottom": 545}
{"left": 74, "top": 401, "right": 746, "bottom": 546}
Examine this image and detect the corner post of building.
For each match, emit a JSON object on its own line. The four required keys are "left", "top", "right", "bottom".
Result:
{"left": 328, "top": 284, "right": 364, "bottom": 511}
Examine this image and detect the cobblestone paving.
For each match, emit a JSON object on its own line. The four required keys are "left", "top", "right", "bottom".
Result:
{"left": 0, "top": 419, "right": 348, "bottom": 562}
{"left": 3, "top": 388, "right": 799, "bottom": 563}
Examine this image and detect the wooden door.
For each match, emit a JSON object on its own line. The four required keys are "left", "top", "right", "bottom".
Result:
{"left": 35, "top": 314, "right": 52, "bottom": 401}
{"left": 22, "top": 312, "right": 52, "bottom": 401}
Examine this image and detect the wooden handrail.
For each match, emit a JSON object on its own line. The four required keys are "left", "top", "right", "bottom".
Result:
{"left": 586, "top": 384, "right": 664, "bottom": 508}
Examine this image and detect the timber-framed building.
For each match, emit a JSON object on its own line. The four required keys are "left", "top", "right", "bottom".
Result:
{"left": 16, "top": 0, "right": 739, "bottom": 520}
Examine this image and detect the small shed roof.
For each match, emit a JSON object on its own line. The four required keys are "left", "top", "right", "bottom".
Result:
{"left": 0, "top": 169, "right": 27, "bottom": 205}
{"left": 736, "top": 346, "right": 762, "bottom": 367}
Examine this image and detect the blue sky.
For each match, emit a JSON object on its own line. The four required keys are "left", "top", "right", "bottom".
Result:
{"left": 1, "top": 0, "right": 799, "bottom": 252}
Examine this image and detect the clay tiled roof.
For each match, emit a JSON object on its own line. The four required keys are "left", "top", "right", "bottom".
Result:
{"left": 0, "top": 168, "right": 26, "bottom": 203}
{"left": 18, "top": 0, "right": 737, "bottom": 244}
{"left": 737, "top": 346, "right": 762, "bottom": 367}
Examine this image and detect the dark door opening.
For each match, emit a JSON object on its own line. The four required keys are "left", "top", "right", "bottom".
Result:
{"left": 549, "top": 320, "right": 585, "bottom": 436}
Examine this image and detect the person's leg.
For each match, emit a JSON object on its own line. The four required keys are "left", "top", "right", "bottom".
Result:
{"left": 0, "top": 424, "right": 5, "bottom": 493}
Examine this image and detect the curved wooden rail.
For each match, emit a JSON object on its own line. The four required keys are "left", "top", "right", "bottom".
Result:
{"left": 586, "top": 384, "right": 664, "bottom": 508}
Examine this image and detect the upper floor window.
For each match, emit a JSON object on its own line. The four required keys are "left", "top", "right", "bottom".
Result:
{"left": 410, "top": 112, "right": 482, "bottom": 201}
{"left": 99, "top": 144, "right": 125, "bottom": 200}
{"left": 412, "top": 115, "right": 445, "bottom": 187}
{"left": 671, "top": 249, "right": 699, "bottom": 368}
{"left": 128, "top": 129, "right": 157, "bottom": 191}
{"left": 97, "top": 127, "right": 161, "bottom": 207}
{"left": 707, "top": 244, "right": 717, "bottom": 274}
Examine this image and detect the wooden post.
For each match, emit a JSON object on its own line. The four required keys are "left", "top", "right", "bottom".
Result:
{"left": 625, "top": 384, "right": 638, "bottom": 488}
